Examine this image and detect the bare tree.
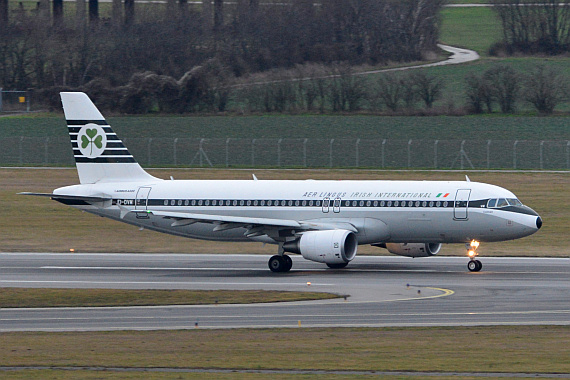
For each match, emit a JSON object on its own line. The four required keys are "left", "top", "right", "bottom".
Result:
{"left": 376, "top": 72, "right": 403, "bottom": 112}
{"left": 0, "top": 0, "right": 7, "bottom": 25}
{"left": 524, "top": 64, "right": 569, "bottom": 114}
{"left": 411, "top": 70, "right": 444, "bottom": 109}
{"left": 465, "top": 73, "right": 493, "bottom": 114}
{"left": 492, "top": 0, "right": 570, "bottom": 54}
{"left": 484, "top": 64, "right": 521, "bottom": 113}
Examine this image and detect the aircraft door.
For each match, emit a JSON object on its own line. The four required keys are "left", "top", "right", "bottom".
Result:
{"left": 454, "top": 189, "right": 471, "bottom": 220}
{"left": 333, "top": 197, "right": 341, "bottom": 213}
{"left": 135, "top": 186, "right": 152, "bottom": 211}
{"left": 322, "top": 197, "right": 330, "bottom": 213}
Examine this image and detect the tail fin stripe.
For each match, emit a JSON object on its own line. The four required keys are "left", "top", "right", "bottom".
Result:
{"left": 68, "top": 126, "right": 113, "bottom": 133}
{"left": 73, "top": 150, "right": 132, "bottom": 157}
{"left": 75, "top": 157, "right": 137, "bottom": 163}
{"left": 66, "top": 120, "right": 107, "bottom": 125}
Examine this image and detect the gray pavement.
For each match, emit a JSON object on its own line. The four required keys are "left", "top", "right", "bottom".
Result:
{"left": 0, "top": 253, "right": 568, "bottom": 331}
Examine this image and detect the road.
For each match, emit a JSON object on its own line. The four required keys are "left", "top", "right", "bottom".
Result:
{"left": 0, "top": 253, "right": 568, "bottom": 331}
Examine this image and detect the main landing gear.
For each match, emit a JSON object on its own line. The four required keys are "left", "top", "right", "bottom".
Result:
{"left": 467, "top": 240, "right": 482, "bottom": 272}
{"left": 268, "top": 254, "right": 293, "bottom": 273}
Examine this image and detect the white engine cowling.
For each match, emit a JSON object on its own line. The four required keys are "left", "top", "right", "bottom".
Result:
{"left": 384, "top": 243, "right": 441, "bottom": 258}
{"left": 283, "top": 229, "right": 358, "bottom": 264}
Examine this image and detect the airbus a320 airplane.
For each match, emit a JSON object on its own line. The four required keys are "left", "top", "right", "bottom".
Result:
{"left": 22, "top": 93, "right": 542, "bottom": 272}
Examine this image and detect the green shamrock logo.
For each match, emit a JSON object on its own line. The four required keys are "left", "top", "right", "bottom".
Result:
{"left": 77, "top": 124, "right": 107, "bottom": 159}
{"left": 81, "top": 128, "right": 103, "bottom": 156}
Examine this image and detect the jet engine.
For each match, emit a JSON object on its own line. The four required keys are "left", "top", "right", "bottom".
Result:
{"left": 283, "top": 229, "right": 357, "bottom": 265}
{"left": 382, "top": 243, "right": 441, "bottom": 258}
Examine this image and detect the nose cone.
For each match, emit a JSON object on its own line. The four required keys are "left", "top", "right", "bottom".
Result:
{"left": 536, "top": 216, "right": 543, "bottom": 230}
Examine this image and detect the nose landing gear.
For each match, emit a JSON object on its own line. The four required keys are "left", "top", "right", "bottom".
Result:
{"left": 467, "top": 240, "right": 482, "bottom": 272}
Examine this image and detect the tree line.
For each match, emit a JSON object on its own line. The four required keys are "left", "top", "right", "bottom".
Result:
{"left": 35, "top": 61, "right": 568, "bottom": 115}
{"left": 491, "top": 0, "right": 570, "bottom": 55}
{"left": 0, "top": 0, "right": 443, "bottom": 92}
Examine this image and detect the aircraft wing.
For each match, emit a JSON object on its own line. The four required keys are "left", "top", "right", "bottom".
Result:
{"left": 131, "top": 209, "right": 358, "bottom": 235}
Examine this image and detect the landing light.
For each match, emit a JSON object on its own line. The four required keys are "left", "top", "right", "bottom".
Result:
{"left": 470, "top": 240, "right": 480, "bottom": 249}
{"left": 467, "top": 250, "right": 476, "bottom": 258}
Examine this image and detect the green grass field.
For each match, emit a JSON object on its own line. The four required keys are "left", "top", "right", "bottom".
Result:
{"left": 0, "top": 288, "right": 339, "bottom": 308}
{"left": 440, "top": 6, "right": 502, "bottom": 56}
{"left": 1, "top": 114, "right": 569, "bottom": 140}
{"left": 0, "top": 326, "right": 568, "bottom": 378}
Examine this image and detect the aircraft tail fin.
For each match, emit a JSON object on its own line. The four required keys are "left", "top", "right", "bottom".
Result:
{"left": 60, "top": 92, "right": 157, "bottom": 184}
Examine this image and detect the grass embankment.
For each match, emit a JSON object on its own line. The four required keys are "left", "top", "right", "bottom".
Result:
{"left": 0, "top": 326, "right": 568, "bottom": 378}
{"left": 0, "top": 288, "right": 339, "bottom": 308}
{"left": 1, "top": 168, "right": 567, "bottom": 257}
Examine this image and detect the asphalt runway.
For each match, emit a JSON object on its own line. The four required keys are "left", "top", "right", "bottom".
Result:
{"left": 0, "top": 253, "right": 568, "bottom": 331}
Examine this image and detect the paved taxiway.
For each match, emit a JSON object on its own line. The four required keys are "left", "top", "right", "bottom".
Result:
{"left": 0, "top": 253, "right": 568, "bottom": 331}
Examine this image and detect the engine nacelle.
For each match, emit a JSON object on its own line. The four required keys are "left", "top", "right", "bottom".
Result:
{"left": 384, "top": 243, "right": 441, "bottom": 258}
{"left": 283, "top": 229, "right": 357, "bottom": 264}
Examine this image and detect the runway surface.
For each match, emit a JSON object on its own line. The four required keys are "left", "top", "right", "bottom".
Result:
{"left": 0, "top": 253, "right": 568, "bottom": 331}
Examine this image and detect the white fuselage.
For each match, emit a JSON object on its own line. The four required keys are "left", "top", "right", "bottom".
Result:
{"left": 55, "top": 179, "right": 541, "bottom": 246}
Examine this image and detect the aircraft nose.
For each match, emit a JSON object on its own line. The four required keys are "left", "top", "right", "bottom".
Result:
{"left": 536, "top": 216, "right": 543, "bottom": 230}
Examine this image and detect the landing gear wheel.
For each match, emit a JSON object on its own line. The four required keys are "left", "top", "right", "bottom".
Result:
{"left": 326, "top": 262, "right": 348, "bottom": 269}
{"left": 283, "top": 255, "right": 293, "bottom": 272}
{"left": 468, "top": 259, "right": 482, "bottom": 272}
{"left": 268, "top": 255, "right": 292, "bottom": 273}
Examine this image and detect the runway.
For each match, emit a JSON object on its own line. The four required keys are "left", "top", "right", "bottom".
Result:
{"left": 0, "top": 253, "right": 568, "bottom": 331}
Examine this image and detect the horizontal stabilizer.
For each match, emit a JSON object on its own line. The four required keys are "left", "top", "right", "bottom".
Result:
{"left": 18, "top": 192, "right": 112, "bottom": 202}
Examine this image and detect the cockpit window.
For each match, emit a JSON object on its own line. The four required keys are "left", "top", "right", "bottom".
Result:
{"left": 496, "top": 198, "right": 509, "bottom": 208}
{"left": 488, "top": 198, "right": 523, "bottom": 208}
{"left": 507, "top": 198, "right": 523, "bottom": 206}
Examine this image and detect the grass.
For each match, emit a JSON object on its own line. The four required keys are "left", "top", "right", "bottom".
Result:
{"left": 0, "top": 326, "right": 568, "bottom": 374}
{"left": 0, "top": 288, "right": 339, "bottom": 308}
{"left": 1, "top": 168, "right": 567, "bottom": 257}
{"left": 440, "top": 6, "right": 502, "bottom": 56}
{"left": 1, "top": 114, "right": 570, "bottom": 140}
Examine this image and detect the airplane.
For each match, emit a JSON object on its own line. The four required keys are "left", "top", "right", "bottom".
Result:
{"left": 21, "top": 92, "right": 542, "bottom": 273}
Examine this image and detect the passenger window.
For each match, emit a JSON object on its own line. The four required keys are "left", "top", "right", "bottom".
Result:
{"left": 487, "top": 199, "right": 496, "bottom": 208}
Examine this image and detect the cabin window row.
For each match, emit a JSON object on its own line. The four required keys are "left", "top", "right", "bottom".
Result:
{"left": 153, "top": 199, "right": 453, "bottom": 208}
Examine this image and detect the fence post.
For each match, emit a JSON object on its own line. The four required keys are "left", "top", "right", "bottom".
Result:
{"left": 355, "top": 138, "right": 360, "bottom": 167}
{"left": 19, "top": 136, "right": 24, "bottom": 165}
{"left": 251, "top": 139, "right": 256, "bottom": 167}
{"left": 0, "top": 88, "right": 3, "bottom": 113}
{"left": 407, "top": 139, "right": 412, "bottom": 168}
{"left": 44, "top": 137, "right": 49, "bottom": 164}
{"left": 303, "top": 138, "right": 308, "bottom": 167}
{"left": 459, "top": 140, "right": 465, "bottom": 170}
{"left": 434, "top": 140, "right": 438, "bottom": 169}
{"left": 225, "top": 138, "right": 230, "bottom": 167}
{"left": 381, "top": 139, "right": 386, "bottom": 168}
{"left": 566, "top": 141, "right": 570, "bottom": 170}
{"left": 513, "top": 140, "right": 518, "bottom": 169}
{"left": 277, "top": 138, "right": 282, "bottom": 167}
{"left": 147, "top": 138, "right": 152, "bottom": 166}
{"left": 199, "top": 138, "right": 204, "bottom": 167}
{"left": 329, "top": 139, "right": 334, "bottom": 168}
{"left": 173, "top": 138, "right": 178, "bottom": 166}
{"left": 487, "top": 140, "right": 491, "bottom": 169}
{"left": 26, "top": 90, "right": 30, "bottom": 112}
{"left": 540, "top": 141, "right": 544, "bottom": 170}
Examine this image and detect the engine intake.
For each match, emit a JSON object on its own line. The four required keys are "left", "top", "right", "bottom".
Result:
{"left": 383, "top": 243, "right": 441, "bottom": 258}
{"left": 283, "top": 230, "right": 357, "bottom": 264}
